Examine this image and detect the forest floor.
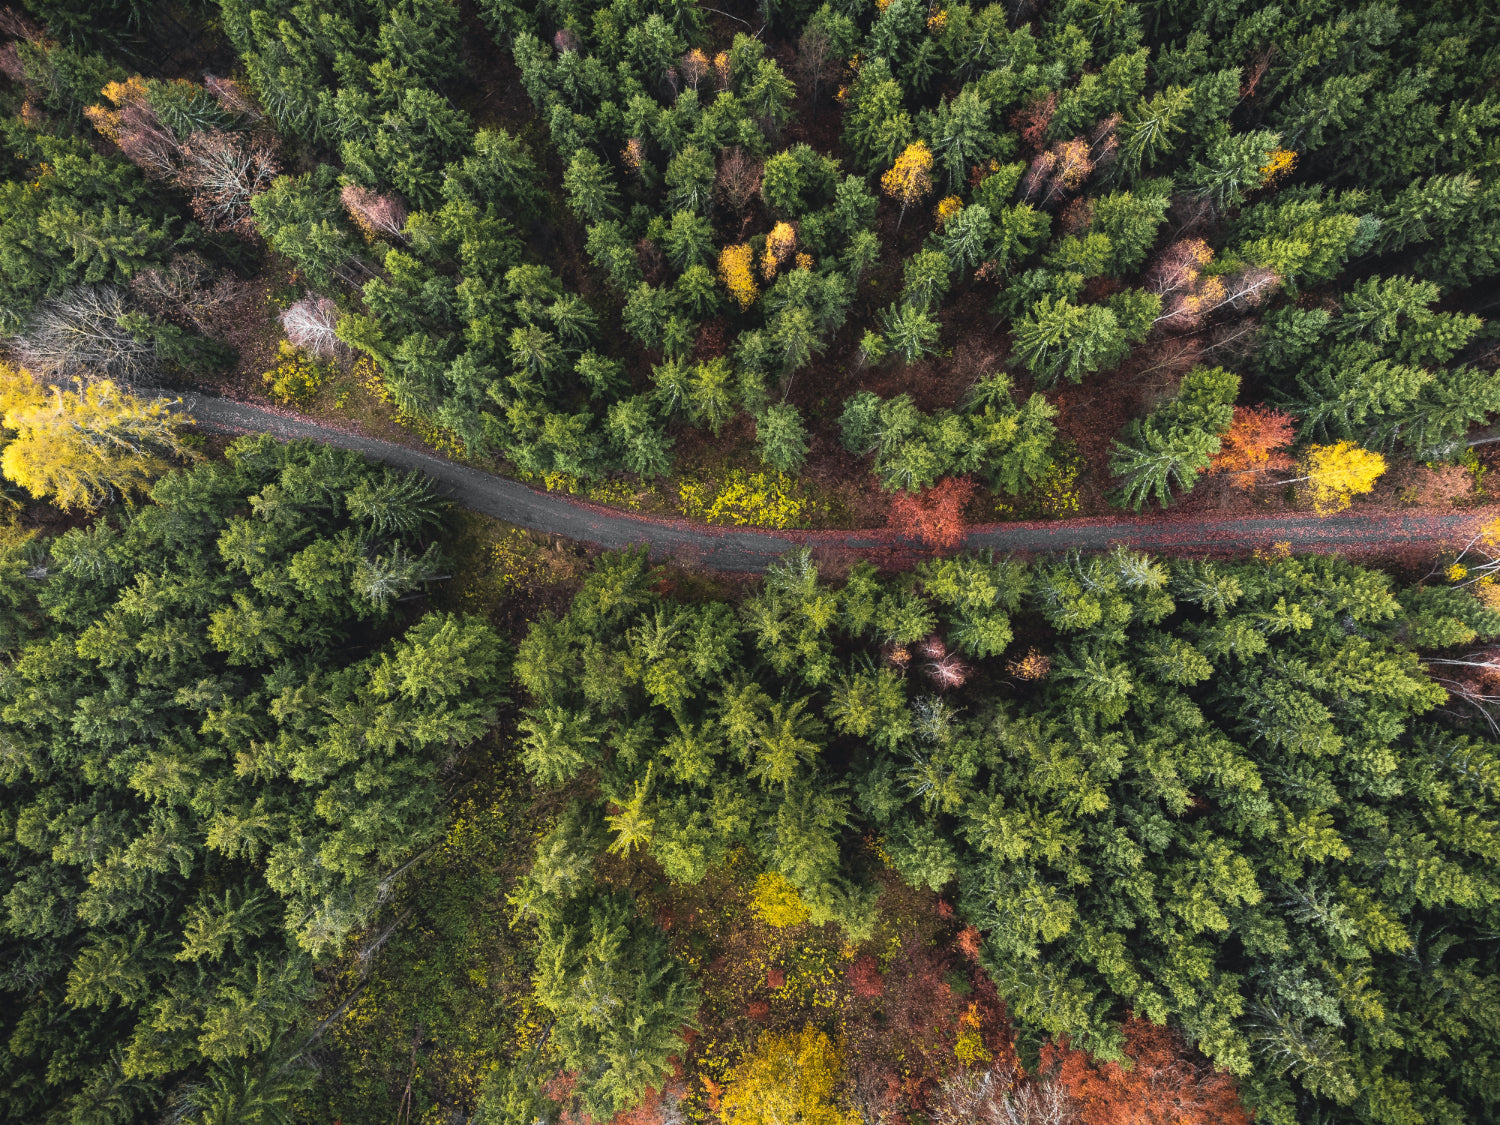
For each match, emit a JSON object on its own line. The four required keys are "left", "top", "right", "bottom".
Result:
{"left": 187, "top": 393, "right": 1496, "bottom": 573}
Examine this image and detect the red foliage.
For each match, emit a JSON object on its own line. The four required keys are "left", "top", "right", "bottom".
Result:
{"left": 766, "top": 967, "right": 785, "bottom": 989}
{"left": 1009, "top": 92, "right": 1057, "bottom": 151}
{"left": 1041, "top": 1013, "right": 1252, "bottom": 1125}
{"left": 747, "top": 998, "right": 771, "bottom": 1021}
{"left": 608, "top": 1079, "right": 686, "bottom": 1125}
{"left": 1209, "top": 405, "right": 1296, "bottom": 489}
{"left": 935, "top": 899, "right": 955, "bottom": 920}
{"left": 889, "top": 477, "right": 975, "bottom": 549}
{"left": 847, "top": 955, "right": 885, "bottom": 999}
{"left": 1391, "top": 460, "right": 1473, "bottom": 506}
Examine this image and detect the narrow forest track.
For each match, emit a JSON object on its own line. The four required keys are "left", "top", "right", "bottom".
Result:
{"left": 187, "top": 395, "right": 1495, "bottom": 572}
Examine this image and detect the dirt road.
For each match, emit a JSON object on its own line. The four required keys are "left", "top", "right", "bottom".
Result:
{"left": 188, "top": 395, "right": 1488, "bottom": 571}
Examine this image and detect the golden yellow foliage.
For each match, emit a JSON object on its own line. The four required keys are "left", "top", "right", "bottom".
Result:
{"left": 1259, "top": 148, "right": 1297, "bottom": 185}
{"left": 750, "top": 871, "right": 812, "bottom": 927}
{"left": 0, "top": 364, "right": 192, "bottom": 511}
{"left": 1303, "top": 441, "right": 1386, "bottom": 515}
{"left": 935, "top": 194, "right": 963, "bottom": 227}
{"left": 719, "top": 242, "right": 760, "bottom": 309}
{"left": 926, "top": 8, "right": 949, "bottom": 32}
{"left": 720, "top": 1026, "right": 852, "bottom": 1125}
{"left": 881, "top": 142, "right": 934, "bottom": 226}
{"left": 762, "top": 221, "right": 797, "bottom": 281}
{"left": 954, "top": 1003, "right": 991, "bottom": 1066}
{"left": 794, "top": 252, "right": 814, "bottom": 271}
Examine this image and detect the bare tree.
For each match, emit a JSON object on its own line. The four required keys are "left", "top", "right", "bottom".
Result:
{"left": 202, "top": 74, "right": 262, "bottom": 121}
{"left": 340, "top": 184, "right": 409, "bottom": 240}
{"left": 130, "top": 254, "right": 244, "bottom": 335}
{"left": 14, "top": 285, "right": 158, "bottom": 387}
{"left": 115, "top": 102, "right": 179, "bottom": 181}
{"left": 791, "top": 24, "right": 834, "bottom": 105}
{"left": 716, "top": 147, "right": 762, "bottom": 216}
{"left": 280, "top": 295, "right": 342, "bottom": 360}
{"left": 929, "top": 1063, "right": 1078, "bottom": 1125}
{"left": 176, "top": 128, "right": 279, "bottom": 236}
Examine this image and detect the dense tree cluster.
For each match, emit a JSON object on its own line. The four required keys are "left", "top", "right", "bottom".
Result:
{"left": 512, "top": 546, "right": 1500, "bottom": 1125}
{"left": 0, "top": 438, "right": 509, "bottom": 1123}
{"left": 5, "top": 0, "right": 1498, "bottom": 509}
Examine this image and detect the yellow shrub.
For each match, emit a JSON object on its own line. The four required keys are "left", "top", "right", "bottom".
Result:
{"left": 721, "top": 1027, "right": 852, "bottom": 1125}
{"left": 262, "top": 342, "right": 330, "bottom": 408}
{"left": 751, "top": 872, "right": 811, "bottom": 928}
{"left": 935, "top": 195, "right": 963, "bottom": 227}
{"left": 353, "top": 355, "right": 466, "bottom": 458}
{"left": 678, "top": 470, "right": 812, "bottom": 529}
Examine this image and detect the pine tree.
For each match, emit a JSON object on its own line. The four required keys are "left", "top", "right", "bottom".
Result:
{"left": 758, "top": 404, "right": 810, "bottom": 473}
{"left": 880, "top": 302, "right": 941, "bottom": 364}
{"left": 563, "top": 150, "right": 622, "bottom": 224}
{"left": 1011, "top": 296, "right": 1129, "bottom": 388}
{"left": 1109, "top": 423, "right": 1220, "bottom": 512}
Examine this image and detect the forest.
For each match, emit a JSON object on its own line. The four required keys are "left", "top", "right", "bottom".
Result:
{"left": 0, "top": 0, "right": 1499, "bottom": 1124}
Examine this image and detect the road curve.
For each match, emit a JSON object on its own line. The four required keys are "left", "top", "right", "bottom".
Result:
{"left": 187, "top": 395, "right": 1490, "bottom": 572}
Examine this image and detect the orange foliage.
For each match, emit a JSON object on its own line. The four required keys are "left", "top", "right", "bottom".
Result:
{"left": 1040, "top": 1013, "right": 1251, "bottom": 1125}
{"left": 1210, "top": 405, "right": 1296, "bottom": 488}
{"left": 1009, "top": 92, "right": 1057, "bottom": 151}
{"left": 888, "top": 477, "right": 974, "bottom": 549}
{"left": 955, "top": 926, "right": 983, "bottom": 960}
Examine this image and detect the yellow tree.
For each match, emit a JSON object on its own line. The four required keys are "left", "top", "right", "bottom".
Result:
{"left": 881, "top": 141, "right": 934, "bottom": 230}
{"left": 0, "top": 364, "right": 193, "bottom": 511}
{"left": 1280, "top": 440, "right": 1386, "bottom": 514}
{"left": 719, "top": 242, "right": 760, "bottom": 308}
{"left": 720, "top": 1026, "right": 852, "bottom": 1125}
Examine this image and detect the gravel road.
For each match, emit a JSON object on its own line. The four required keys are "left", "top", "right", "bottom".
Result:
{"left": 188, "top": 395, "right": 1489, "bottom": 572}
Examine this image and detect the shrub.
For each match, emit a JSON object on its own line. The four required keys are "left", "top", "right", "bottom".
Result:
{"left": 750, "top": 871, "right": 812, "bottom": 927}
{"left": 263, "top": 341, "right": 331, "bottom": 407}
